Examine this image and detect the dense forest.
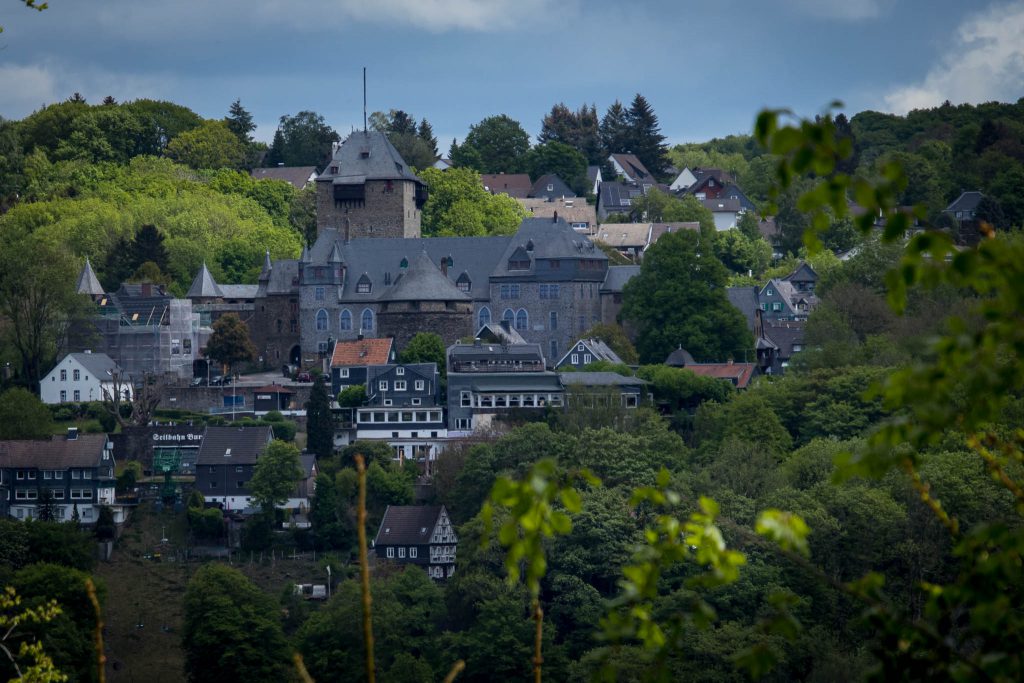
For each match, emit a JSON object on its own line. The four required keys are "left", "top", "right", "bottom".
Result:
{"left": 1, "top": 94, "right": 1023, "bottom": 681}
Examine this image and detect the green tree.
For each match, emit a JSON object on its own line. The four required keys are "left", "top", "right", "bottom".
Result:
{"left": 399, "top": 332, "right": 446, "bottom": 375}
{"left": 267, "top": 111, "right": 339, "bottom": 169}
{"left": 0, "top": 388, "right": 54, "bottom": 439}
{"left": 524, "top": 141, "right": 588, "bottom": 196}
{"left": 458, "top": 115, "right": 531, "bottom": 174}
{"left": 625, "top": 93, "right": 670, "bottom": 178}
{"left": 337, "top": 384, "right": 366, "bottom": 408}
{"left": 182, "top": 564, "right": 290, "bottom": 683}
{"left": 121, "top": 99, "right": 204, "bottom": 153}
{"left": 419, "top": 167, "right": 526, "bottom": 237}
{"left": 224, "top": 99, "right": 256, "bottom": 145}
{"left": 305, "top": 375, "right": 334, "bottom": 459}
{"left": 621, "top": 230, "right": 752, "bottom": 363}
{"left": 204, "top": 313, "right": 257, "bottom": 376}
{"left": 0, "top": 241, "right": 90, "bottom": 391}
{"left": 165, "top": 120, "right": 247, "bottom": 170}
{"left": 600, "top": 100, "right": 632, "bottom": 159}
{"left": 249, "top": 439, "right": 303, "bottom": 513}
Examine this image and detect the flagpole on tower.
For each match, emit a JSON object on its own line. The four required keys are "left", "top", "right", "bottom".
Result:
{"left": 363, "top": 67, "right": 367, "bottom": 132}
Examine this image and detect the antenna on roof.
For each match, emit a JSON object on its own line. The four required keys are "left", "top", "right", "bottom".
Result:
{"left": 363, "top": 66, "right": 367, "bottom": 133}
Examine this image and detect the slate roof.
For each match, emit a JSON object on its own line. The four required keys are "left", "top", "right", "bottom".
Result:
{"left": 186, "top": 263, "right": 224, "bottom": 299}
{"left": 318, "top": 131, "right": 423, "bottom": 186}
{"left": 308, "top": 229, "right": 508, "bottom": 302}
{"left": 60, "top": 352, "right": 121, "bottom": 379}
{"left": 587, "top": 166, "right": 601, "bottom": 184}
{"left": 463, "top": 373, "right": 563, "bottom": 392}
{"left": 726, "top": 286, "right": 760, "bottom": 333}
{"left": 758, "top": 217, "right": 781, "bottom": 242}
{"left": 378, "top": 251, "right": 471, "bottom": 302}
{"left": 331, "top": 338, "right": 395, "bottom": 367}
{"left": 702, "top": 198, "right": 745, "bottom": 213}
{"left": 764, "top": 321, "right": 806, "bottom": 357}
{"left": 0, "top": 433, "right": 108, "bottom": 469}
{"left": 596, "top": 223, "right": 651, "bottom": 249}
{"left": 945, "top": 191, "right": 984, "bottom": 213}
{"left": 219, "top": 285, "right": 259, "bottom": 300}
{"left": 559, "top": 371, "right": 645, "bottom": 387}
{"left": 665, "top": 347, "right": 697, "bottom": 367}
{"left": 720, "top": 184, "right": 758, "bottom": 211}
{"left": 374, "top": 505, "right": 444, "bottom": 546}
{"left": 530, "top": 174, "right": 576, "bottom": 199}
{"left": 564, "top": 339, "right": 623, "bottom": 365}
{"left": 491, "top": 218, "right": 606, "bottom": 278}
{"left": 195, "top": 425, "right": 273, "bottom": 466}
{"left": 250, "top": 166, "right": 318, "bottom": 189}
{"left": 109, "top": 285, "right": 171, "bottom": 325}
{"left": 601, "top": 265, "right": 640, "bottom": 292}
{"left": 785, "top": 262, "right": 818, "bottom": 285}
{"left": 299, "top": 454, "right": 317, "bottom": 478}
{"left": 610, "top": 153, "right": 654, "bottom": 183}
{"left": 480, "top": 173, "right": 533, "bottom": 198}
{"left": 76, "top": 258, "right": 105, "bottom": 296}
{"left": 258, "top": 259, "right": 299, "bottom": 296}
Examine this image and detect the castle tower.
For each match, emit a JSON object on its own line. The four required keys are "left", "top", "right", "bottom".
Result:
{"left": 315, "top": 130, "right": 428, "bottom": 240}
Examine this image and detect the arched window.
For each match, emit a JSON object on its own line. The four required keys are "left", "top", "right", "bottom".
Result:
{"left": 315, "top": 309, "right": 328, "bottom": 331}
{"left": 361, "top": 308, "right": 374, "bottom": 331}
{"left": 340, "top": 309, "right": 352, "bottom": 331}
{"left": 515, "top": 308, "right": 528, "bottom": 331}
{"left": 502, "top": 308, "right": 515, "bottom": 324}
{"left": 478, "top": 306, "right": 491, "bottom": 328}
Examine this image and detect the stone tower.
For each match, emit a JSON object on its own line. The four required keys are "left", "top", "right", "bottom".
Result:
{"left": 315, "top": 130, "right": 428, "bottom": 240}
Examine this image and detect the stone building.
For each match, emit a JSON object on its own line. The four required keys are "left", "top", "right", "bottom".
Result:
{"left": 251, "top": 253, "right": 301, "bottom": 367}
{"left": 315, "top": 130, "right": 428, "bottom": 239}
{"left": 376, "top": 251, "right": 474, "bottom": 349}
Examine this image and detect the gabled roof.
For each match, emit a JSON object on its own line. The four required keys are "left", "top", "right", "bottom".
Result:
{"left": 56, "top": 352, "right": 121, "bottom": 380}
{"left": 476, "top": 322, "right": 528, "bottom": 345}
{"left": 448, "top": 341, "right": 545, "bottom": 365}
{"left": 785, "top": 262, "right": 817, "bottom": 284}
{"left": 0, "top": 433, "right": 108, "bottom": 469}
{"left": 518, "top": 198, "right": 596, "bottom": 229}
{"left": 702, "top": 198, "right": 744, "bottom": 213}
{"left": 195, "top": 426, "right": 273, "bottom": 466}
{"left": 331, "top": 337, "right": 395, "bottom": 367}
{"left": 318, "top": 131, "right": 423, "bottom": 186}
{"left": 530, "top": 174, "right": 576, "bottom": 199}
{"left": 258, "top": 259, "right": 299, "bottom": 296}
{"left": 558, "top": 339, "right": 623, "bottom": 366}
{"left": 491, "top": 218, "right": 606, "bottom": 278}
{"left": 76, "top": 258, "right": 105, "bottom": 296}
{"left": 599, "top": 181, "right": 643, "bottom": 209}
{"left": 186, "top": 262, "right": 223, "bottom": 299}
{"left": 374, "top": 505, "right": 448, "bottom": 546}
{"left": 379, "top": 251, "right": 471, "bottom": 302}
{"left": 595, "top": 223, "right": 651, "bottom": 249}
{"left": 720, "top": 183, "right": 758, "bottom": 212}
{"left": 945, "top": 191, "right": 984, "bottom": 213}
{"left": 480, "top": 173, "right": 533, "bottom": 198}
{"left": 587, "top": 166, "right": 602, "bottom": 184}
{"left": 764, "top": 321, "right": 806, "bottom": 357}
{"left": 250, "top": 166, "right": 318, "bottom": 189}
{"left": 610, "top": 153, "right": 653, "bottom": 183}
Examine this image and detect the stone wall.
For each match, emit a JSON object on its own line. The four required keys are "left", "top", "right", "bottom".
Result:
{"left": 378, "top": 301, "right": 474, "bottom": 350}
{"left": 250, "top": 292, "right": 301, "bottom": 367}
{"left": 488, "top": 280, "right": 603, "bottom": 363}
{"left": 316, "top": 179, "right": 421, "bottom": 239}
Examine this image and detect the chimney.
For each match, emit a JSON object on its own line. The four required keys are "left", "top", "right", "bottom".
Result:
{"left": 553, "top": 211, "right": 558, "bottom": 223}
{"left": 67, "top": 427, "right": 79, "bottom": 441}
{"left": 440, "top": 257, "right": 448, "bottom": 277}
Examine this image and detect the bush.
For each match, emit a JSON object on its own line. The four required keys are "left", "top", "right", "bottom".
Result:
{"left": 187, "top": 489, "right": 205, "bottom": 509}
{"left": 267, "top": 420, "right": 296, "bottom": 441}
{"left": 188, "top": 506, "right": 224, "bottom": 541}
{"left": 241, "top": 513, "right": 274, "bottom": 551}
{"left": 263, "top": 410, "right": 285, "bottom": 423}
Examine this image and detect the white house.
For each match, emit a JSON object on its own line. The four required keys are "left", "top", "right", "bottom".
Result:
{"left": 669, "top": 167, "right": 698, "bottom": 192}
{"left": 41, "top": 352, "right": 132, "bottom": 405}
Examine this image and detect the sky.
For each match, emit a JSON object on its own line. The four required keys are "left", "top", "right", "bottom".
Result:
{"left": 1, "top": 0, "right": 1023, "bottom": 148}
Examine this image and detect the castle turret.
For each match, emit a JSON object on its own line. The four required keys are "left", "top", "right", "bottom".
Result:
{"left": 75, "top": 258, "right": 105, "bottom": 296}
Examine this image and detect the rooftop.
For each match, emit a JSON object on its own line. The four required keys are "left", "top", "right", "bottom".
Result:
{"left": 373, "top": 505, "right": 445, "bottom": 546}
{"left": 331, "top": 337, "right": 395, "bottom": 367}
{"left": 0, "top": 433, "right": 108, "bottom": 470}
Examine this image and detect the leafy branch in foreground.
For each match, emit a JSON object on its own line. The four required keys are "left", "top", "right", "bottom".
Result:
{"left": 483, "top": 459, "right": 597, "bottom": 683}
{"left": 0, "top": 586, "right": 66, "bottom": 683}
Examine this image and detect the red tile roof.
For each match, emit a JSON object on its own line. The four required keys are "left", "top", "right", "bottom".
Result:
{"left": 331, "top": 338, "right": 394, "bottom": 367}
{"left": 684, "top": 362, "right": 757, "bottom": 389}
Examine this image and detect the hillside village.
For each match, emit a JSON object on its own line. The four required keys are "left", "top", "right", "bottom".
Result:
{"left": 0, "top": 92, "right": 1022, "bottom": 683}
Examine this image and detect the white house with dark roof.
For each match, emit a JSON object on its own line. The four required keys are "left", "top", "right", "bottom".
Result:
{"left": 555, "top": 338, "right": 624, "bottom": 370}
{"left": 0, "top": 431, "right": 123, "bottom": 523}
{"left": 373, "top": 505, "right": 458, "bottom": 580}
{"left": 41, "top": 351, "right": 131, "bottom": 405}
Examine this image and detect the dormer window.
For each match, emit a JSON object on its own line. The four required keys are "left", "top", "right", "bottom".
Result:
{"left": 356, "top": 273, "right": 372, "bottom": 294}
{"left": 547, "top": 184, "right": 554, "bottom": 191}
{"left": 400, "top": 257, "right": 408, "bottom": 269}
{"left": 456, "top": 271, "right": 471, "bottom": 292}
{"left": 330, "top": 166, "right": 338, "bottom": 174}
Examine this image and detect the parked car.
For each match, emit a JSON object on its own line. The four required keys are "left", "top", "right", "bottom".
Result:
{"left": 209, "top": 376, "right": 223, "bottom": 386}
{"left": 296, "top": 372, "right": 312, "bottom": 383}
{"left": 190, "top": 377, "right": 206, "bottom": 387}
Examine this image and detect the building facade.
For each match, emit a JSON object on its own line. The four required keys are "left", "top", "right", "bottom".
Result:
{"left": 373, "top": 505, "right": 458, "bottom": 580}
{"left": 41, "top": 351, "right": 131, "bottom": 405}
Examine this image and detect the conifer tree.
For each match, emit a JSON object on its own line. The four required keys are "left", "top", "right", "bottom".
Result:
{"left": 225, "top": 98, "right": 256, "bottom": 144}
{"left": 418, "top": 119, "right": 438, "bottom": 156}
{"left": 625, "top": 93, "right": 669, "bottom": 177}
{"left": 305, "top": 375, "right": 334, "bottom": 459}
{"left": 600, "top": 100, "right": 631, "bottom": 157}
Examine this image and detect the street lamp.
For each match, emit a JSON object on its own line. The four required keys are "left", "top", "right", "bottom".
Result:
{"left": 326, "top": 565, "right": 331, "bottom": 599}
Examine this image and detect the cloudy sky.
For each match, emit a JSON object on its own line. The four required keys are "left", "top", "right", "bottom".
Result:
{"left": 1, "top": 0, "right": 1022, "bottom": 146}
